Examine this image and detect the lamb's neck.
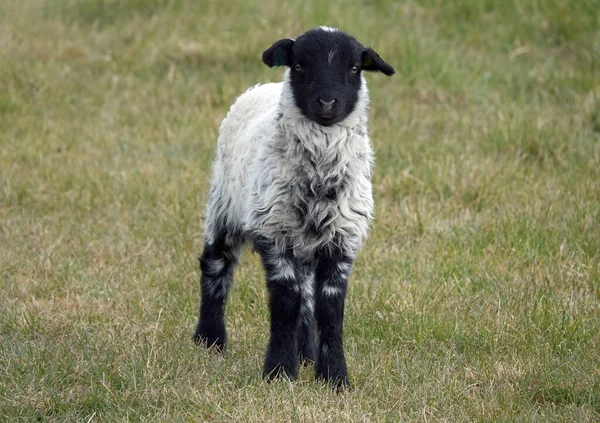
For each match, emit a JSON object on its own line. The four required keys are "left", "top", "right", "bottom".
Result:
{"left": 281, "top": 111, "right": 366, "bottom": 152}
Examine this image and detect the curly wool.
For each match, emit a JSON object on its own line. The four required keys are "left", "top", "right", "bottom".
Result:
{"left": 204, "top": 69, "right": 374, "bottom": 260}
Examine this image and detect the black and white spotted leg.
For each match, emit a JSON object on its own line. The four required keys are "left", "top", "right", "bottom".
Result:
{"left": 256, "top": 242, "right": 302, "bottom": 380}
{"left": 314, "top": 253, "right": 353, "bottom": 389}
{"left": 193, "top": 236, "right": 241, "bottom": 352}
{"left": 298, "top": 268, "right": 316, "bottom": 365}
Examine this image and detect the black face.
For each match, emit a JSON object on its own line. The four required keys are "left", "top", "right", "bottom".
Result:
{"left": 262, "top": 28, "right": 395, "bottom": 127}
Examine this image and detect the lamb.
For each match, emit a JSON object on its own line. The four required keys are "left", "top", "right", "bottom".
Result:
{"left": 192, "top": 26, "right": 394, "bottom": 389}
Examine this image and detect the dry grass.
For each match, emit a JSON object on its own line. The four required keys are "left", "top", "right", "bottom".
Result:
{"left": 1, "top": 0, "right": 599, "bottom": 421}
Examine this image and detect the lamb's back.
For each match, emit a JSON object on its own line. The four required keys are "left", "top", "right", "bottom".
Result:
{"left": 217, "top": 82, "right": 282, "bottom": 165}
{"left": 206, "top": 82, "right": 282, "bottom": 240}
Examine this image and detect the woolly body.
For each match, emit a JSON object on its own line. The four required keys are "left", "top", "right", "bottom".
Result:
{"left": 205, "top": 70, "right": 374, "bottom": 260}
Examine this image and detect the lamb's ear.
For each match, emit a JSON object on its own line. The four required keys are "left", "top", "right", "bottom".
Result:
{"left": 262, "top": 38, "right": 295, "bottom": 67}
{"left": 362, "top": 47, "right": 395, "bottom": 76}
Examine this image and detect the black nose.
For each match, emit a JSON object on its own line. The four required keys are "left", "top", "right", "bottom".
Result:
{"left": 318, "top": 98, "right": 336, "bottom": 111}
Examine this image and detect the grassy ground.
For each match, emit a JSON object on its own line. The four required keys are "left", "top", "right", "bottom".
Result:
{"left": 1, "top": 0, "right": 599, "bottom": 421}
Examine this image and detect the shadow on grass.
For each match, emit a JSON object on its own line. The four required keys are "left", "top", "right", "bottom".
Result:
{"left": 531, "top": 384, "right": 600, "bottom": 413}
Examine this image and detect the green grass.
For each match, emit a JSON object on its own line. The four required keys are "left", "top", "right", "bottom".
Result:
{"left": 1, "top": 0, "right": 599, "bottom": 421}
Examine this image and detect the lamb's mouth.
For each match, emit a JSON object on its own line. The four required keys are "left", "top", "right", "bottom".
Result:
{"left": 312, "top": 113, "right": 340, "bottom": 126}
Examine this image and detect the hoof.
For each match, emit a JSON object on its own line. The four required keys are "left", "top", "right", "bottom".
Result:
{"left": 192, "top": 328, "right": 226, "bottom": 352}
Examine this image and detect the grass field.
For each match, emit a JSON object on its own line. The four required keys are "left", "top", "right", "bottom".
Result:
{"left": 1, "top": 0, "right": 599, "bottom": 421}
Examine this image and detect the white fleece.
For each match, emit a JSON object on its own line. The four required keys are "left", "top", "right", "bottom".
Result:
{"left": 204, "top": 69, "right": 374, "bottom": 260}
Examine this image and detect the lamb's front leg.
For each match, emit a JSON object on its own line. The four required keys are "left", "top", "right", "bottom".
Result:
{"left": 256, "top": 243, "right": 301, "bottom": 380}
{"left": 314, "top": 252, "right": 353, "bottom": 389}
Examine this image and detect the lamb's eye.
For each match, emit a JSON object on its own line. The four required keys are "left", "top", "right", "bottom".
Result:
{"left": 351, "top": 66, "right": 359, "bottom": 73}
{"left": 294, "top": 64, "right": 303, "bottom": 72}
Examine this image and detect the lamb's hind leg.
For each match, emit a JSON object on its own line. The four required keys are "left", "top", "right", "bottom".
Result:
{"left": 193, "top": 230, "right": 242, "bottom": 352}
{"left": 298, "top": 267, "right": 316, "bottom": 365}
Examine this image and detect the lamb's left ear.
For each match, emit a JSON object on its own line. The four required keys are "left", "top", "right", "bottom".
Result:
{"left": 262, "top": 38, "right": 295, "bottom": 67}
{"left": 362, "top": 47, "right": 395, "bottom": 76}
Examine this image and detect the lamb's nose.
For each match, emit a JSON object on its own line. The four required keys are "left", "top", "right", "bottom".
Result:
{"left": 318, "top": 98, "right": 336, "bottom": 110}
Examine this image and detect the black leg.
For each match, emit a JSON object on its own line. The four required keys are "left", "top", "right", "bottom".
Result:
{"left": 256, "top": 243, "right": 301, "bottom": 380}
{"left": 314, "top": 253, "right": 353, "bottom": 390}
{"left": 193, "top": 238, "right": 241, "bottom": 352}
{"left": 298, "top": 268, "right": 316, "bottom": 365}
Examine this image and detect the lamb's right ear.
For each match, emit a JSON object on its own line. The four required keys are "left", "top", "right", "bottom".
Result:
{"left": 262, "top": 38, "right": 295, "bottom": 67}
